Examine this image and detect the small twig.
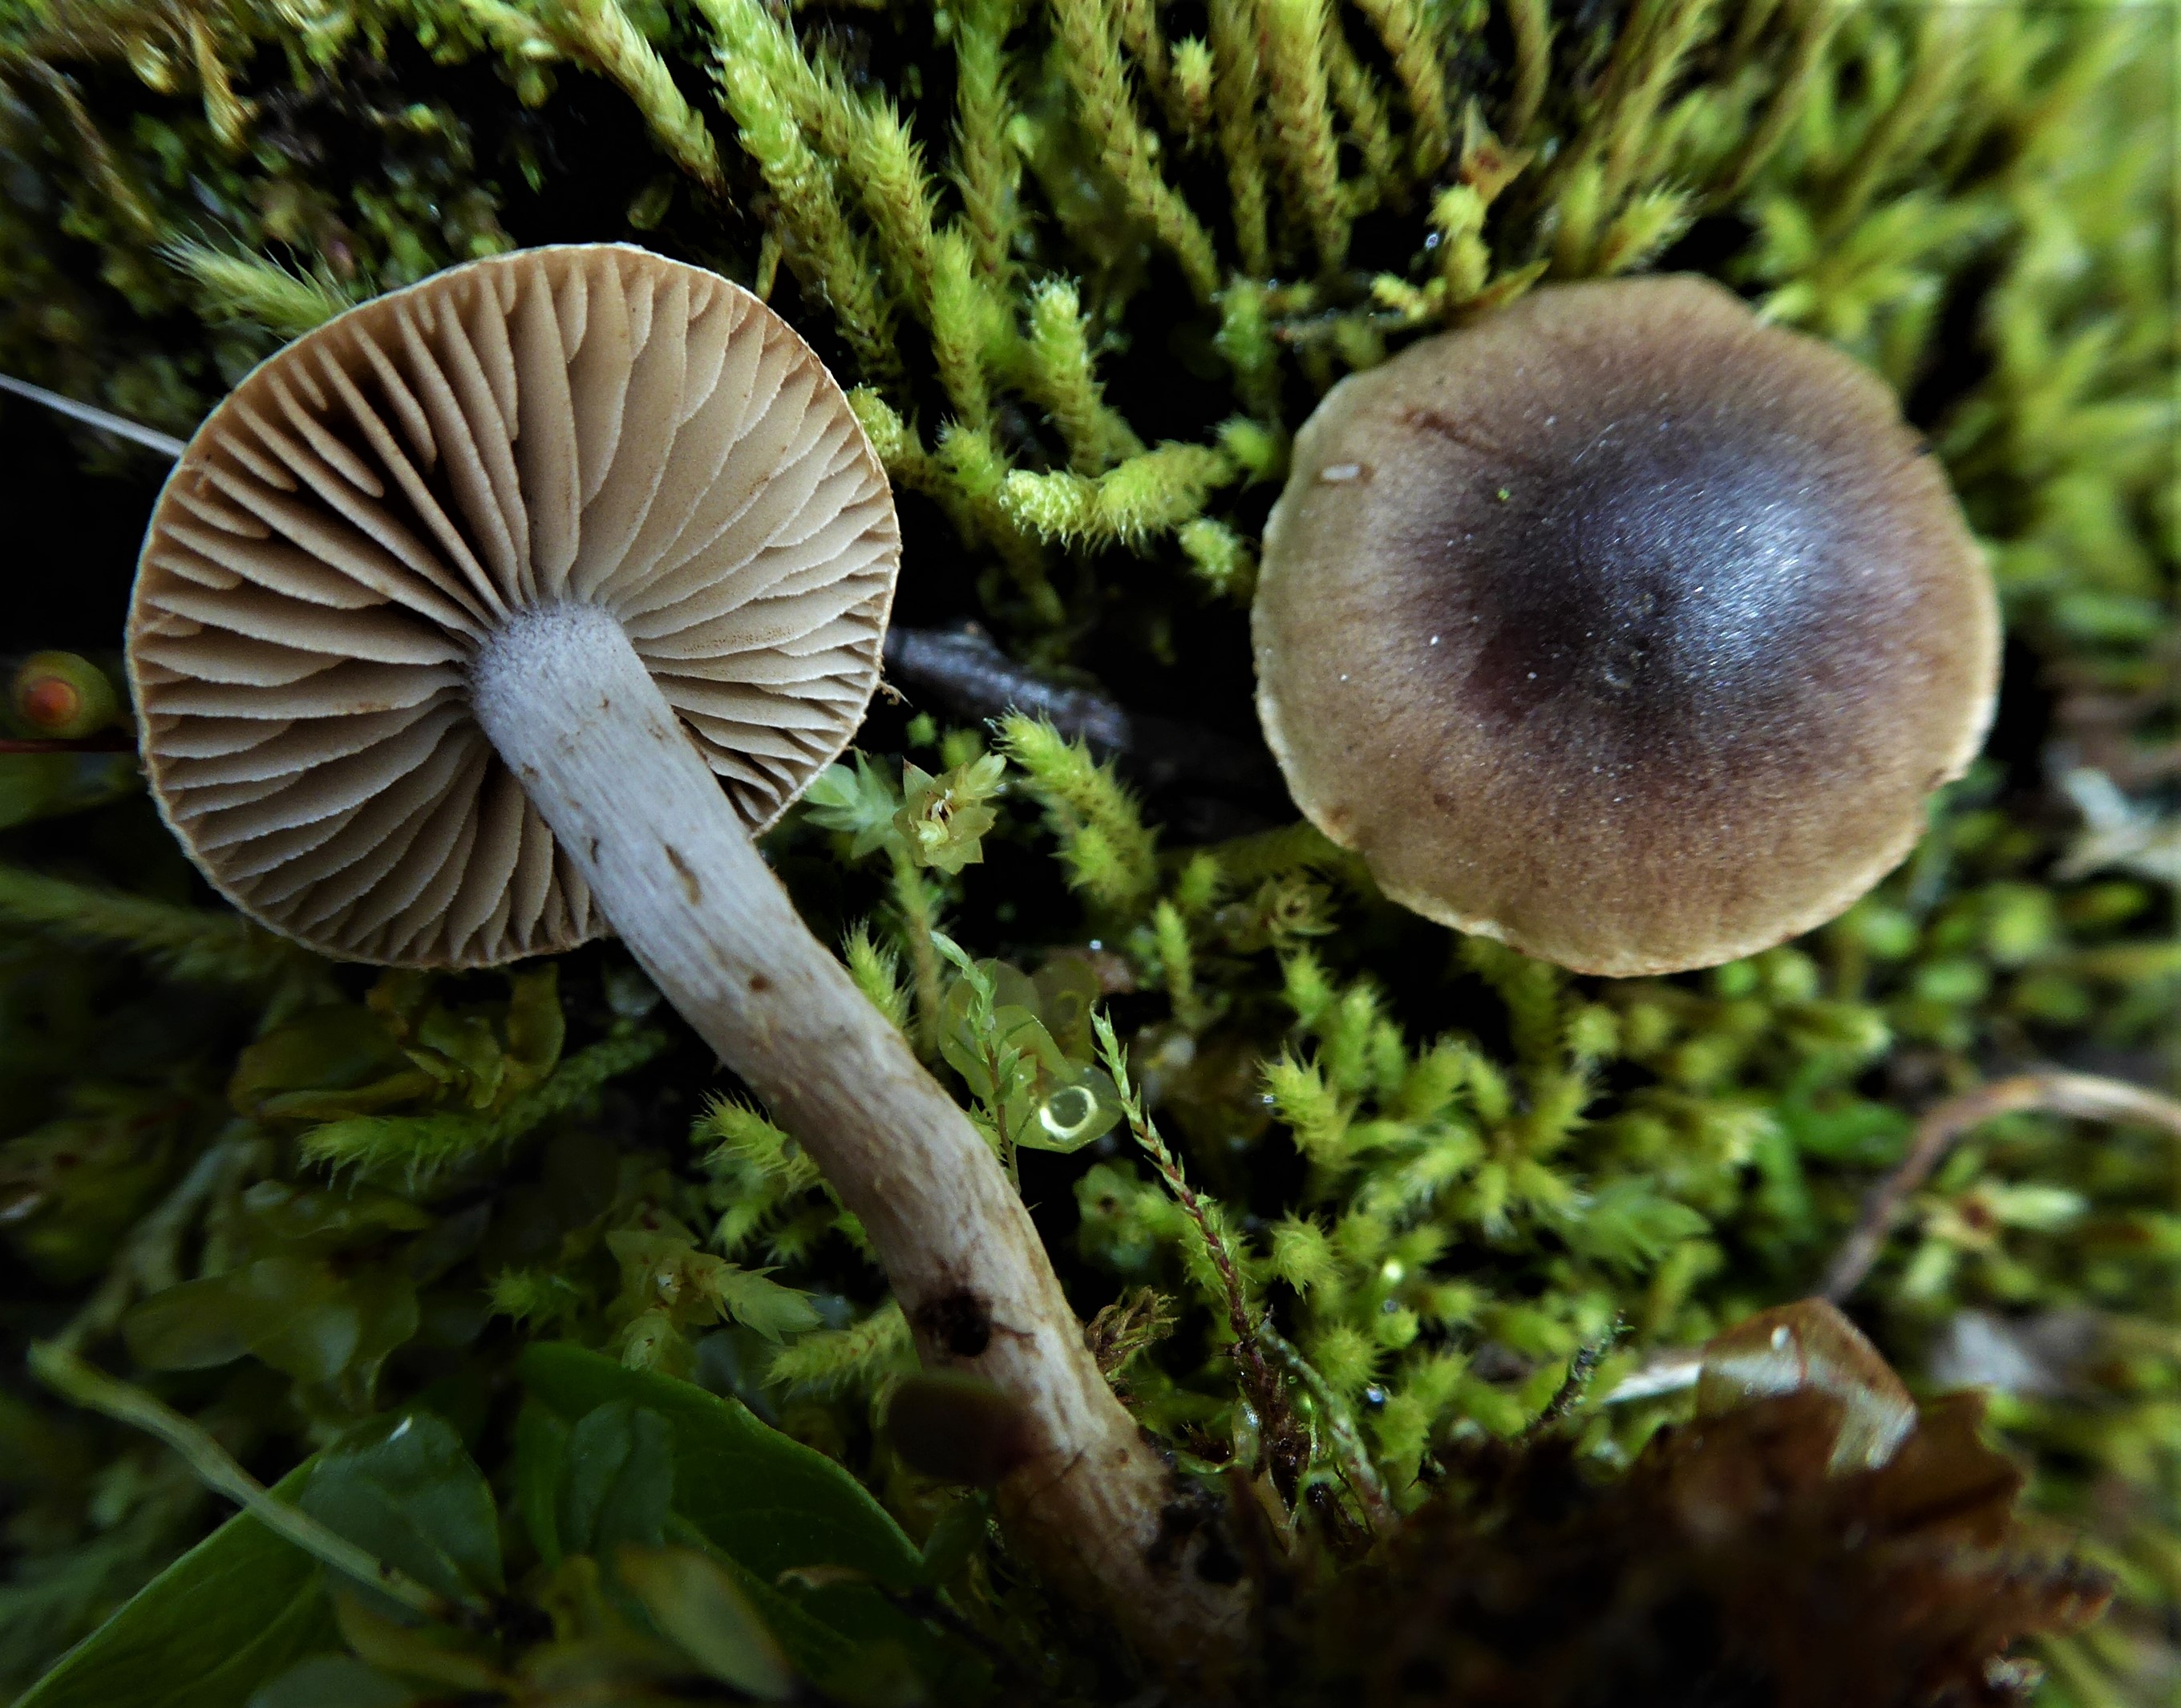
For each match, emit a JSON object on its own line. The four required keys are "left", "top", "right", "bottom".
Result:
{"left": 1094, "top": 1012, "right": 1315, "bottom": 1504}
{"left": 1822, "top": 1070, "right": 2181, "bottom": 1302}
{"left": 27, "top": 1342, "right": 472, "bottom": 1625}
{"left": 1603, "top": 1074, "right": 2181, "bottom": 1402}
{"left": 887, "top": 624, "right": 1130, "bottom": 751}
{"left": 1527, "top": 1327, "right": 1622, "bottom": 1433}
{"left": 883, "top": 623, "right": 1281, "bottom": 797}
{"left": 1095, "top": 1014, "right": 1259, "bottom": 1355}
{"left": 0, "top": 373, "right": 188, "bottom": 459}
{"left": 1257, "top": 1325, "right": 1395, "bottom": 1532}
{"left": 0, "top": 734, "right": 138, "bottom": 754}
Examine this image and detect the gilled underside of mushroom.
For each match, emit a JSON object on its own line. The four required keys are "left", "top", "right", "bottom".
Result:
{"left": 132, "top": 245, "right": 892, "bottom": 965}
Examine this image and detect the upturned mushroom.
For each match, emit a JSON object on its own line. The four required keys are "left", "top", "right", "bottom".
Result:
{"left": 1253, "top": 274, "right": 2000, "bottom": 977}
{"left": 127, "top": 244, "right": 1244, "bottom": 1670}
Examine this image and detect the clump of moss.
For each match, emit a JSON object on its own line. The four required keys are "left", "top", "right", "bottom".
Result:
{"left": 0, "top": 0, "right": 2172, "bottom": 1702}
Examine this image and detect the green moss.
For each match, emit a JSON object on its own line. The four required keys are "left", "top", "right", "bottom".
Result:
{"left": 0, "top": 0, "right": 2173, "bottom": 1701}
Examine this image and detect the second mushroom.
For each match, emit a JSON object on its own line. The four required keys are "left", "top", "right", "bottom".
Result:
{"left": 126, "top": 244, "right": 1244, "bottom": 1674}
{"left": 1253, "top": 275, "right": 2001, "bottom": 977}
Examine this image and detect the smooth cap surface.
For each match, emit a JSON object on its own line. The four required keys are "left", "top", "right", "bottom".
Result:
{"left": 1253, "top": 275, "right": 2000, "bottom": 976}
{"left": 129, "top": 244, "right": 897, "bottom": 965}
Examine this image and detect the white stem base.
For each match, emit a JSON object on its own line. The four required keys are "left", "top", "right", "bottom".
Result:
{"left": 471, "top": 603, "right": 1245, "bottom": 1680}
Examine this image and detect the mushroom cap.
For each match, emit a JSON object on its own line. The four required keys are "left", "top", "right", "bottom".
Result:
{"left": 128, "top": 244, "right": 898, "bottom": 967}
{"left": 1252, "top": 275, "right": 2000, "bottom": 977}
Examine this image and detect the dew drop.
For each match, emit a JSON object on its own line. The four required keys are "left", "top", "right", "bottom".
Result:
{"left": 1039, "top": 1085, "right": 1097, "bottom": 1143}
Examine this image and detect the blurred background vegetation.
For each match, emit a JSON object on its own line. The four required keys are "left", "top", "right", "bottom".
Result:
{"left": 0, "top": 0, "right": 2173, "bottom": 1701}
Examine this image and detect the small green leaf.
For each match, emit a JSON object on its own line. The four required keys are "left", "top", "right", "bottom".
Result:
{"left": 503, "top": 965, "right": 565, "bottom": 1075}
{"left": 259, "top": 1258, "right": 417, "bottom": 1390}
{"left": 123, "top": 1256, "right": 419, "bottom": 1390}
{"left": 330, "top": 1592, "right": 508, "bottom": 1693}
{"left": 18, "top": 1464, "right": 336, "bottom": 1708}
{"left": 689, "top": 1540, "right": 931, "bottom": 1708}
{"left": 1030, "top": 954, "right": 1103, "bottom": 1054}
{"left": 518, "top": 1343, "right": 921, "bottom": 1588}
{"left": 121, "top": 1275, "right": 253, "bottom": 1370}
{"left": 802, "top": 755, "right": 902, "bottom": 858}
{"left": 413, "top": 1006, "right": 504, "bottom": 1107}
{"left": 236, "top": 1181, "right": 434, "bottom": 1252}
{"left": 229, "top": 1007, "right": 410, "bottom": 1119}
{"left": 1984, "top": 1182, "right": 2087, "bottom": 1231}
{"left": 706, "top": 1266, "right": 824, "bottom": 1342}
{"left": 512, "top": 1402, "right": 571, "bottom": 1568}
{"left": 918, "top": 1493, "right": 991, "bottom": 1584}
{"left": 561, "top": 1402, "right": 674, "bottom": 1556}
{"left": 245, "top": 1656, "right": 418, "bottom": 1708}
{"left": 1782, "top": 1094, "right": 1912, "bottom": 1164}
{"left": 241, "top": 1257, "right": 369, "bottom": 1386}
{"left": 252, "top": 1071, "right": 441, "bottom": 1124}
{"left": 935, "top": 956, "right": 1118, "bottom": 1154}
{"left": 615, "top": 1544, "right": 798, "bottom": 1699}
{"left": 300, "top": 1412, "right": 503, "bottom": 1605}
{"left": 894, "top": 755, "right": 1006, "bottom": 874}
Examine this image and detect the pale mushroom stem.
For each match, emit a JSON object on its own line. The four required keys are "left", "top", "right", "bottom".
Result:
{"left": 471, "top": 601, "right": 1244, "bottom": 1674}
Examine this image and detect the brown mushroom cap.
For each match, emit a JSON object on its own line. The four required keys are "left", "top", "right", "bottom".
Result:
{"left": 128, "top": 244, "right": 897, "bottom": 967}
{"left": 1252, "top": 275, "right": 1999, "bottom": 977}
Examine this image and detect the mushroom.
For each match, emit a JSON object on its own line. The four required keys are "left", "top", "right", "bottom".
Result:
{"left": 127, "top": 244, "right": 1244, "bottom": 1670}
{"left": 1252, "top": 274, "right": 2000, "bottom": 977}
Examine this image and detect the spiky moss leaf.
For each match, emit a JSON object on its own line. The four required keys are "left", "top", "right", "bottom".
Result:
{"left": 0, "top": 864, "right": 310, "bottom": 986}
{"left": 300, "top": 1030, "right": 668, "bottom": 1187}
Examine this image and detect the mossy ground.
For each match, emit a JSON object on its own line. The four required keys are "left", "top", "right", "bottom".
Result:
{"left": 0, "top": 0, "right": 2173, "bottom": 1702}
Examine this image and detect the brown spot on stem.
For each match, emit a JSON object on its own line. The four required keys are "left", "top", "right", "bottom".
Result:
{"left": 663, "top": 842, "right": 702, "bottom": 905}
{"left": 915, "top": 1289, "right": 993, "bottom": 1358}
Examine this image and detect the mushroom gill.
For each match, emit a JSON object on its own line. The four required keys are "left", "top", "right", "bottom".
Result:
{"left": 129, "top": 243, "right": 895, "bottom": 966}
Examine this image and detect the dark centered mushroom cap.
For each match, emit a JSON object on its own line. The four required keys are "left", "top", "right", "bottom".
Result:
{"left": 128, "top": 244, "right": 898, "bottom": 967}
{"left": 1252, "top": 275, "right": 1999, "bottom": 977}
